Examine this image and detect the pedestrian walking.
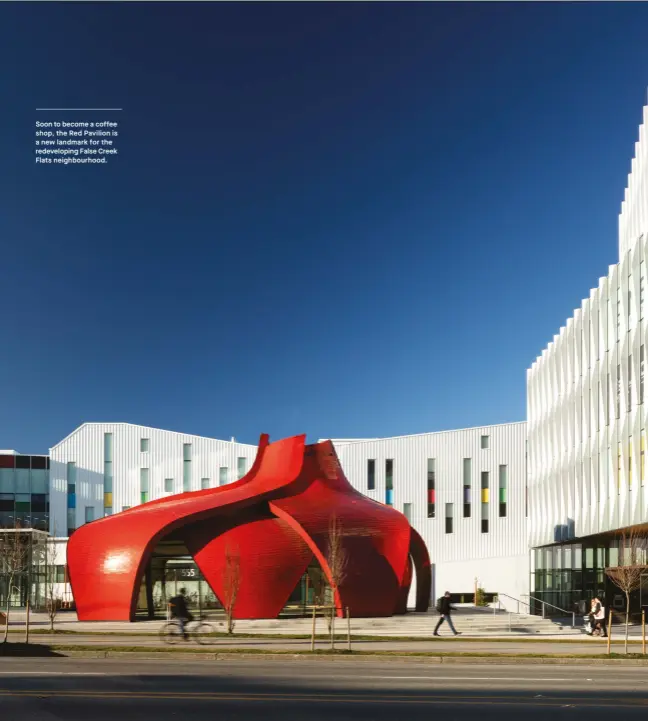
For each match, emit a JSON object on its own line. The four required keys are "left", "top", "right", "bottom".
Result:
{"left": 434, "top": 591, "right": 460, "bottom": 636}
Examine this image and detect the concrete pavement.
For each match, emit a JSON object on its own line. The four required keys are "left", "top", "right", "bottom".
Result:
{"left": 1, "top": 657, "right": 648, "bottom": 719}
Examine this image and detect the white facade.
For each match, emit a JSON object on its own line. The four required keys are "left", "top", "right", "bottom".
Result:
{"left": 332, "top": 422, "right": 529, "bottom": 607}
{"left": 49, "top": 423, "right": 258, "bottom": 541}
{"left": 528, "top": 104, "right": 648, "bottom": 549}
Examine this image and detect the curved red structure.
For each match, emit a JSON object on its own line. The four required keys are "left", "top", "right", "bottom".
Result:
{"left": 67, "top": 435, "right": 431, "bottom": 621}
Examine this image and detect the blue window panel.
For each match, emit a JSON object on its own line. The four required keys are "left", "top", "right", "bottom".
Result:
{"left": 385, "top": 489, "right": 394, "bottom": 506}
{"left": 67, "top": 493, "right": 76, "bottom": 509}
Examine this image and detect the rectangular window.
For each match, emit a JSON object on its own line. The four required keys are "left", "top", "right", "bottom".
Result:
{"left": 219, "top": 467, "right": 229, "bottom": 486}
{"left": 641, "top": 345, "right": 645, "bottom": 405}
{"left": 104, "top": 507, "right": 112, "bottom": 517}
{"left": 480, "top": 435, "right": 490, "bottom": 450}
{"left": 140, "top": 438, "right": 150, "bottom": 453}
{"left": 642, "top": 432, "right": 646, "bottom": 486}
{"left": 628, "top": 354, "right": 633, "bottom": 412}
{"left": 103, "top": 433, "right": 113, "bottom": 494}
{"left": 427, "top": 459, "right": 435, "bottom": 518}
{"left": 183, "top": 444, "right": 192, "bottom": 491}
{"left": 140, "top": 467, "right": 149, "bottom": 504}
{"left": 445, "top": 503, "right": 453, "bottom": 534}
{"left": 201, "top": 478, "right": 210, "bottom": 489}
{"left": 237, "top": 457, "right": 247, "bottom": 479}
{"left": 463, "top": 458, "right": 471, "bottom": 517}
{"left": 403, "top": 502, "right": 412, "bottom": 523}
{"left": 67, "top": 508, "right": 75, "bottom": 537}
{"left": 85, "top": 506, "right": 95, "bottom": 524}
{"left": 164, "top": 478, "right": 174, "bottom": 493}
{"left": 481, "top": 471, "right": 489, "bottom": 533}
{"left": 385, "top": 459, "right": 393, "bottom": 505}
{"left": 67, "top": 461, "right": 76, "bottom": 494}
{"left": 122, "top": 506, "right": 131, "bottom": 512}
{"left": 367, "top": 459, "right": 376, "bottom": 490}
{"left": 498, "top": 465, "right": 507, "bottom": 517}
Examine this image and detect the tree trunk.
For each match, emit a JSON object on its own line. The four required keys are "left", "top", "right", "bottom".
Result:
{"left": 25, "top": 598, "right": 30, "bottom": 645}
{"left": 625, "top": 591, "right": 630, "bottom": 656}
{"left": 2, "top": 601, "right": 9, "bottom": 644}
{"left": 330, "top": 607, "right": 335, "bottom": 650}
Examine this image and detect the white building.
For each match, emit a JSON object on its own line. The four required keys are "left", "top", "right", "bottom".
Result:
{"left": 49, "top": 422, "right": 257, "bottom": 540}
{"left": 527, "top": 104, "right": 648, "bottom": 614}
{"left": 332, "top": 422, "right": 529, "bottom": 607}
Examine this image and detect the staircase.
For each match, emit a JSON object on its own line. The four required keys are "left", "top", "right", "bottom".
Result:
{"left": 227, "top": 607, "right": 584, "bottom": 637}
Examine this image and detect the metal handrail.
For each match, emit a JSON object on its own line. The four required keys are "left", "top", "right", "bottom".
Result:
{"left": 493, "top": 592, "right": 576, "bottom": 628}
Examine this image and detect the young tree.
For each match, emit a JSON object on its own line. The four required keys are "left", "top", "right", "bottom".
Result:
{"left": 0, "top": 527, "right": 30, "bottom": 644}
{"left": 222, "top": 544, "right": 241, "bottom": 635}
{"left": 326, "top": 514, "right": 348, "bottom": 650}
{"left": 44, "top": 535, "right": 62, "bottom": 633}
{"left": 605, "top": 528, "right": 648, "bottom": 655}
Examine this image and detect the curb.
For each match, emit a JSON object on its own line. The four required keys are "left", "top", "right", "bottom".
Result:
{"left": 41, "top": 649, "right": 648, "bottom": 665}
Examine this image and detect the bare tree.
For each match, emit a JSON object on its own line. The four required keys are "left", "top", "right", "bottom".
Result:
{"left": 44, "top": 534, "right": 62, "bottom": 633}
{"left": 326, "top": 514, "right": 348, "bottom": 650}
{"left": 222, "top": 544, "right": 241, "bottom": 635}
{"left": 605, "top": 528, "right": 648, "bottom": 655}
{"left": 0, "top": 527, "right": 30, "bottom": 644}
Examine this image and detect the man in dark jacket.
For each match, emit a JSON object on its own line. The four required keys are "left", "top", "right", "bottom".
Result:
{"left": 169, "top": 588, "right": 193, "bottom": 639}
{"left": 434, "top": 591, "right": 460, "bottom": 636}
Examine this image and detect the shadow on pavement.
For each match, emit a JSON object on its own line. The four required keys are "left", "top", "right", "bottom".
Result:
{"left": 0, "top": 643, "right": 63, "bottom": 657}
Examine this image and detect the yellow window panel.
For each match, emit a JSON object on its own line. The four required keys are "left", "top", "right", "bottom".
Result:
{"left": 104, "top": 492, "right": 113, "bottom": 508}
{"left": 481, "top": 488, "right": 490, "bottom": 504}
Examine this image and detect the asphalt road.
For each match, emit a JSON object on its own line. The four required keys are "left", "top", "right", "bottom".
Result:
{"left": 1, "top": 656, "right": 648, "bottom": 719}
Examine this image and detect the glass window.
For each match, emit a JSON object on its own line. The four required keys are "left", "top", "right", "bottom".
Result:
{"left": 237, "top": 457, "right": 247, "bottom": 479}
{"left": 481, "top": 471, "right": 489, "bottom": 533}
{"left": 67, "top": 508, "right": 75, "bottom": 536}
{"left": 628, "top": 354, "right": 633, "bottom": 412}
{"left": 403, "top": 503, "right": 412, "bottom": 522}
{"left": 183, "top": 444, "right": 192, "bottom": 491}
{"left": 463, "top": 458, "right": 471, "bottom": 518}
{"left": 122, "top": 506, "right": 131, "bottom": 512}
{"left": 67, "top": 462, "right": 76, "bottom": 492}
{"left": 164, "top": 478, "right": 174, "bottom": 493}
{"left": 427, "top": 458, "right": 435, "bottom": 518}
{"left": 0, "top": 469, "right": 15, "bottom": 493}
{"left": 201, "top": 478, "right": 210, "bottom": 489}
{"left": 385, "top": 459, "right": 393, "bottom": 490}
{"left": 219, "top": 467, "right": 229, "bottom": 486}
{"left": 104, "top": 433, "right": 113, "bottom": 494}
{"left": 140, "top": 467, "right": 149, "bottom": 493}
{"left": 104, "top": 507, "right": 112, "bottom": 517}
{"left": 445, "top": 503, "right": 453, "bottom": 534}
{"left": 15, "top": 469, "right": 30, "bottom": 492}
{"left": 140, "top": 438, "right": 149, "bottom": 453}
{"left": 498, "top": 465, "right": 507, "bottom": 518}
{"left": 85, "top": 506, "right": 95, "bottom": 523}
{"left": 480, "top": 435, "right": 490, "bottom": 449}
{"left": 30, "top": 469, "right": 48, "bottom": 494}
{"left": 367, "top": 459, "right": 376, "bottom": 490}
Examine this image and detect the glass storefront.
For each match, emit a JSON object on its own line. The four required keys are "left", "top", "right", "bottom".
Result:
{"left": 532, "top": 536, "right": 648, "bottom": 619}
{"left": 0, "top": 529, "right": 49, "bottom": 610}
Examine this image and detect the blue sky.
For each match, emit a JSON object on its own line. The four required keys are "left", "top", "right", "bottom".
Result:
{"left": 1, "top": 2, "right": 648, "bottom": 453}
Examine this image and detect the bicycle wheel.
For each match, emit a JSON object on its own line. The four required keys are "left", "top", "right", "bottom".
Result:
{"left": 192, "top": 622, "right": 215, "bottom": 645}
{"left": 159, "top": 622, "right": 183, "bottom": 645}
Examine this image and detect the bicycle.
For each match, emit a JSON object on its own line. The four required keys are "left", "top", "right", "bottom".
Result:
{"left": 159, "top": 616, "right": 216, "bottom": 645}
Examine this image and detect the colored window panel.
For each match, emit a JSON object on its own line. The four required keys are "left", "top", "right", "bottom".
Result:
{"left": 367, "top": 459, "right": 375, "bottom": 490}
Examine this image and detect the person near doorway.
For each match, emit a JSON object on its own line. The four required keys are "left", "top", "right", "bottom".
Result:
{"left": 434, "top": 591, "right": 460, "bottom": 636}
{"left": 169, "top": 587, "right": 193, "bottom": 639}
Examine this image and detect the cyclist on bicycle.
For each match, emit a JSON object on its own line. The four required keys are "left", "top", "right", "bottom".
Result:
{"left": 168, "top": 588, "right": 193, "bottom": 640}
